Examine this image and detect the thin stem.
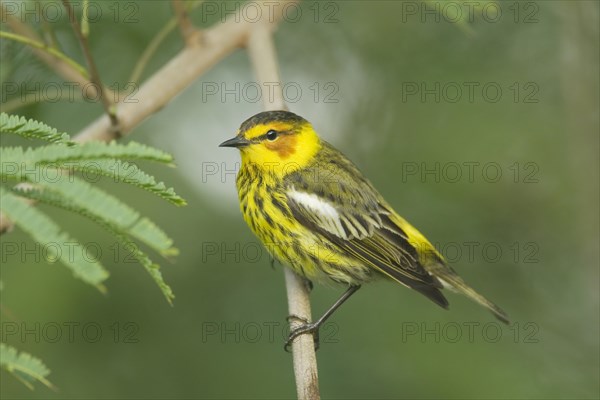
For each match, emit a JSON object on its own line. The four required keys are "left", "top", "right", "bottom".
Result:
{"left": 61, "top": 0, "right": 119, "bottom": 134}
{"left": 40, "top": 11, "right": 60, "bottom": 49}
{"left": 247, "top": 17, "right": 321, "bottom": 400}
{"left": 283, "top": 270, "right": 321, "bottom": 400}
{"left": 81, "top": 0, "right": 90, "bottom": 38}
{"left": 247, "top": 23, "right": 287, "bottom": 111}
{"left": 171, "top": 0, "right": 198, "bottom": 44}
{"left": 130, "top": 1, "right": 204, "bottom": 83}
{"left": 0, "top": 31, "right": 88, "bottom": 78}
{"left": 129, "top": 19, "right": 179, "bottom": 83}
{"left": 0, "top": 5, "right": 116, "bottom": 101}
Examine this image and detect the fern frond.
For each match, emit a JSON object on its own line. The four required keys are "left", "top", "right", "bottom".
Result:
{"left": 61, "top": 159, "right": 186, "bottom": 206}
{"left": 29, "top": 175, "right": 177, "bottom": 256}
{"left": 0, "top": 141, "right": 174, "bottom": 167}
{"left": 1, "top": 115, "right": 182, "bottom": 304}
{"left": 0, "top": 343, "right": 54, "bottom": 390}
{"left": 0, "top": 157, "right": 185, "bottom": 206}
{"left": 0, "top": 113, "right": 73, "bottom": 144}
{"left": 0, "top": 186, "right": 109, "bottom": 289}
{"left": 15, "top": 186, "right": 175, "bottom": 304}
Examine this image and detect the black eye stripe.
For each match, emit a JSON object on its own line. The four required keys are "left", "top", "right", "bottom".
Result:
{"left": 251, "top": 130, "right": 293, "bottom": 143}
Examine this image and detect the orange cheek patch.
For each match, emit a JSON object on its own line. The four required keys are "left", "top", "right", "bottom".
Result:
{"left": 265, "top": 134, "right": 298, "bottom": 159}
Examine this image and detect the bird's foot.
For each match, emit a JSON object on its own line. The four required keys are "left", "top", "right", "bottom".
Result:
{"left": 285, "top": 314, "right": 320, "bottom": 352}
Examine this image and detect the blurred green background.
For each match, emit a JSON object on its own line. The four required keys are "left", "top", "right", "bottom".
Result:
{"left": 1, "top": 1, "right": 598, "bottom": 399}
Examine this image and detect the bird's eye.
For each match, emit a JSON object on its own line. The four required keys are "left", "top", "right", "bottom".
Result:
{"left": 266, "top": 130, "right": 278, "bottom": 141}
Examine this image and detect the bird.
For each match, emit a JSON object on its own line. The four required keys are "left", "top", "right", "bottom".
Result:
{"left": 220, "top": 110, "right": 509, "bottom": 349}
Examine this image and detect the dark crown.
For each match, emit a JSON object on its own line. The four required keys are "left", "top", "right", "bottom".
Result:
{"left": 239, "top": 110, "right": 307, "bottom": 133}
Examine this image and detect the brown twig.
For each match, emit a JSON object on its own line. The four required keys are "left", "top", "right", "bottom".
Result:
{"left": 283, "top": 272, "right": 321, "bottom": 400}
{"left": 171, "top": 0, "right": 198, "bottom": 45}
{"left": 74, "top": 0, "right": 296, "bottom": 143}
{"left": 247, "top": 18, "right": 321, "bottom": 400}
{"left": 0, "top": 4, "right": 115, "bottom": 101}
{"left": 61, "top": 0, "right": 119, "bottom": 134}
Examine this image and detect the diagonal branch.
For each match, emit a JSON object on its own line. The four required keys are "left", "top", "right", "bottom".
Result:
{"left": 61, "top": 0, "right": 119, "bottom": 134}
{"left": 247, "top": 19, "right": 321, "bottom": 400}
{"left": 74, "top": 0, "right": 296, "bottom": 143}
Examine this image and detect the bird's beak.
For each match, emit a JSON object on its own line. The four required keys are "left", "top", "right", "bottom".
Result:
{"left": 219, "top": 136, "right": 251, "bottom": 148}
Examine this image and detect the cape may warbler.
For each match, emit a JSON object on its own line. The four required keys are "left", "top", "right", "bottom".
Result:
{"left": 220, "top": 110, "right": 509, "bottom": 348}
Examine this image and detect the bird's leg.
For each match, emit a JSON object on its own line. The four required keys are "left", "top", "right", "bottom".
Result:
{"left": 285, "top": 285, "right": 361, "bottom": 352}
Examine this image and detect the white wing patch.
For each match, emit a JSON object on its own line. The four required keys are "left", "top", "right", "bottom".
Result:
{"left": 287, "top": 188, "right": 380, "bottom": 240}
{"left": 288, "top": 189, "right": 348, "bottom": 239}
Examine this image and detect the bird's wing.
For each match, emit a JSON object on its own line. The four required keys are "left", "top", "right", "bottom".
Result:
{"left": 284, "top": 144, "right": 448, "bottom": 308}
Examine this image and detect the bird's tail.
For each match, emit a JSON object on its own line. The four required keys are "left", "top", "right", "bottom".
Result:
{"left": 435, "top": 269, "right": 510, "bottom": 324}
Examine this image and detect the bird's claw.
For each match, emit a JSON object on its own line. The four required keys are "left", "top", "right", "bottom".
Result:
{"left": 284, "top": 317, "right": 320, "bottom": 352}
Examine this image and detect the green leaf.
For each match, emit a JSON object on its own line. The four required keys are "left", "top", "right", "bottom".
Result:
{"left": 0, "top": 113, "right": 73, "bottom": 144}
{"left": 0, "top": 343, "right": 54, "bottom": 390}
{"left": 0, "top": 157, "right": 185, "bottom": 206}
{"left": 32, "top": 174, "right": 177, "bottom": 256}
{"left": 0, "top": 141, "right": 174, "bottom": 168}
{"left": 57, "top": 159, "right": 185, "bottom": 206}
{"left": 0, "top": 186, "right": 109, "bottom": 289}
{"left": 0, "top": 115, "right": 182, "bottom": 305}
{"left": 14, "top": 185, "right": 175, "bottom": 304}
